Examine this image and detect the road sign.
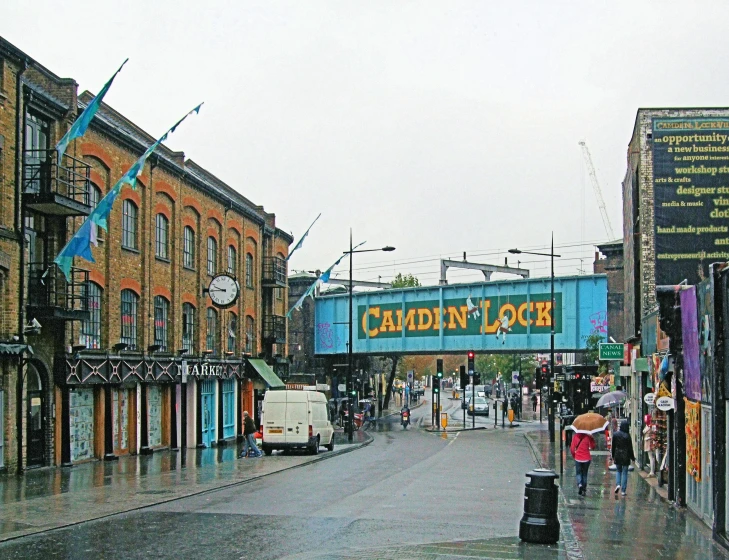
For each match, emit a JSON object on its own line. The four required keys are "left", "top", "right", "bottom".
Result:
{"left": 599, "top": 343, "right": 624, "bottom": 361}
{"left": 407, "top": 370, "right": 414, "bottom": 381}
{"left": 512, "top": 371, "right": 520, "bottom": 384}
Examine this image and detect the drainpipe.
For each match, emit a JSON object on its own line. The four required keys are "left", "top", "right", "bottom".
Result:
{"left": 15, "top": 60, "right": 28, "bottom": 475}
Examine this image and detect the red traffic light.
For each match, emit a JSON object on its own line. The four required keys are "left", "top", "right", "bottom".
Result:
{"left": 467, "top": 351, "right": 475, "bottom": 359}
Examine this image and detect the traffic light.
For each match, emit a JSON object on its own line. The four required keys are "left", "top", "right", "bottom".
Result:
{"left": 433, "top": 379, "right": 440, "bottom": 394}
{"left": 473, "top": 373, "right": 481, "bottom": 385}
{"left": 467, "top": 351, "right": 475, "bottom": 374}
{"left": 459, "top": 365, "right": 468, "bottom": 390}
{"left": 535, "top": 366, "right": 542, "bottom": 388}
{"left": 540, "top": 361, "right": 550, "bottom": 385}
{"left": 436, "top": 358, "right": 444, "bottom": 379}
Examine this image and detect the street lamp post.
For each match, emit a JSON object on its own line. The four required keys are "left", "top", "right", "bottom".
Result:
{"left": 345, "top": 230, "right": 395, "bottom": 442}
{"left": 509, "top": 234, "right": 561, "bottom": 443}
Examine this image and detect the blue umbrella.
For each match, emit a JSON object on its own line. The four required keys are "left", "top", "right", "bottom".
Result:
{"left": 596, "top": 390, "right": 627, "bottom": 409}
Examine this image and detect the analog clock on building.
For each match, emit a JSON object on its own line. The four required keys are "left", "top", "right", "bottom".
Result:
{"left": 207, "top": 273, "right": 240, "bottom": 308}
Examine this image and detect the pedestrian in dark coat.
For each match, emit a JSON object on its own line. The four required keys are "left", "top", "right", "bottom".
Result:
{"left": 612, "top": 420, "right": 635, "bottom": 496}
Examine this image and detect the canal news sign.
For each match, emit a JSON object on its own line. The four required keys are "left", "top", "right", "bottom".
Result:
{"left": 314, "top": 275, "right": 607, "bottom": 354}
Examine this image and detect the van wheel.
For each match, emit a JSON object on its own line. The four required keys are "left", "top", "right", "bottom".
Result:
{"left": 263, "top": 448, "right": 273, "bottom": 456}
{"left": 325, "top": 439, "right": 334, "bottom": 452}
{"left": 309, "top": 437, "right": 319, "bottom": 455}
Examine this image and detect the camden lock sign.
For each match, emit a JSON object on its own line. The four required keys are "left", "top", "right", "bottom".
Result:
{"left": 358, "top": 293, "right": 562, "bottom": 339}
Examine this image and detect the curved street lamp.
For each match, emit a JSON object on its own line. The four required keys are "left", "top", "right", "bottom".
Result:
{"left": 508, "top": 234, "right": 561, "bottom": 443}
{"left": 344, "top": 231, "right": 395, "bottom": 441}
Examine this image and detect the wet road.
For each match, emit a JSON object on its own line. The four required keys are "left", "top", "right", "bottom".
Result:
{"left": 1, "top": 392, "right": 726, "bottom": 559}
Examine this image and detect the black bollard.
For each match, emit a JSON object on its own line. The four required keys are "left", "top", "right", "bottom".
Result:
{"left": 519, "top": 468, "right": 560, "bottom": 544}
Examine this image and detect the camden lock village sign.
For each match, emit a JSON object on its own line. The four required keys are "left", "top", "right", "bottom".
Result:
{"left": 314, "top": 276, "right": 607, "bottom": 355}
{"left": 358, "top": 293, "right": 563, "bottom": 339}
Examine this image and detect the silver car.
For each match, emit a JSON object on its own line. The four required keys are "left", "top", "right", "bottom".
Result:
{"left": 467, "top": 396, "right": 490, "bottom": 416}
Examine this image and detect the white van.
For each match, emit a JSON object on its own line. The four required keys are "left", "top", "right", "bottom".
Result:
{"left": 261, "top": 390, "right": 335, "bottom": 455}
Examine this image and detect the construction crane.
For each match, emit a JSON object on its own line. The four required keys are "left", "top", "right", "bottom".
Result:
{"left": 578, "top": 140, "right": 616, "bottom": 239}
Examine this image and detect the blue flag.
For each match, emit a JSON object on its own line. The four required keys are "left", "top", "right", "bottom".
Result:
{"left": 56, "top": 59, "right": 128, "bottom": 161}
{"left": 54, "top": 103, "right": 203, "bottom": 280}
{"left": 286, "top": 213, "right": 321, "bottom": 261}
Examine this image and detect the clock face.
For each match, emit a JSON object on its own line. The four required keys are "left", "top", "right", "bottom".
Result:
{"left": 208, "top": 274, "right": 240, "bottom": 308}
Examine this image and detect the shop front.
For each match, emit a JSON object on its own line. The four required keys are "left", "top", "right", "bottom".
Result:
{"left": 58, "top": 354, "right": 178, "bottom": 463}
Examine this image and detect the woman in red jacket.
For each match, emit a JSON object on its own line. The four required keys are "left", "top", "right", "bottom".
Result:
{"left": 570, "top": 432, "right": 596, "bottom": 496}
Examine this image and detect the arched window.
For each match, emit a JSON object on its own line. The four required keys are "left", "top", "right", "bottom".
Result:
{"left": 207, "top": 237, "right": 217, "bottom": 276}
{"left": 80, "top": 281, "right": 102, "bottom": 349}
{"left": 245, "top": 315, "right": 255, "bottom": 354}
{"left": 227, "top": 313, "right": 237, "bottom": 353}
{"left": 227, "top": 245, "right": 237, "bottom": 275}
{"left": 122, "top": 200, "right": 138, "bottom": 250}
{"left": 89, "top": 185, "right": 104, "bottom": 242}
{"left": 155, "top": 214, "right": 169, "bottom": 259}
{"left": 245, "top": 253, "right": 254, "bottom": 289}
{"left": 206, "top": 307, "right": 219, "bottom": 355}
{"left": 153, "top": 296, "right": 169, "bottom": 351}
{"left": 120, "top": 289, "right": 139, "bottom": 349}
{"left": 183, "top": 226, "right": 195, "bottom": 269}
{"left": 182, "top": 303, "right": 195, "bottom": 353}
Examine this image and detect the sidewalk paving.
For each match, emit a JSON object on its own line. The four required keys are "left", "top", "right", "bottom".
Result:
{"left": 0, "top": 431, "right": 370, "bottom": 543}
{"left": 526, "top": 428, "right": 729, "bottom": 559}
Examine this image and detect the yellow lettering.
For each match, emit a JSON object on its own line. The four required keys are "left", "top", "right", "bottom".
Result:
{"left": 432, "top": 307, "right": 442, "bottom": 331}
{"left": 483, "top": 300, "right": 498, "bottom": 333}
{"left": 380, "top": 310, "right": 396, "bottom": 332}
{"left": 447, "top": 306, "right": 467, "bottom": 330}
{"left": 535, "top": 301, "right": 553, "bottom": 327}
{"left": 363, "top": 307, "right": 380, "bottom": 337}
{"left": 499, "top": 303, "right": 517, "bottom": 327}
{"left": 517, "top": 302, "right": 531, "bottom": 326}
{"left": 417, "top": 308, "right": 433, "bottom": 330}
{"left": 404, "top": 309, "right": 416, "bottom": 331}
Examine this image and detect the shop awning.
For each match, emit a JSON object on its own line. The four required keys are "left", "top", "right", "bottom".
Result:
{"left": 247, "top": 359, "right": 285, "bottom": 389}
{"left": 0, "top": 343, "right": 33, "bottom": 357}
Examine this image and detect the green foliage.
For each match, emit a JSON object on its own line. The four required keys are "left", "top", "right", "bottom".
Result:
{"left": 583, "top": 330, "right": 605, "bottom": 365}
{"left": 391, "top": 273, "right": 420, "bottom": 288}
{"left": 473, "top": 353, "right": 538, "bottom": 385}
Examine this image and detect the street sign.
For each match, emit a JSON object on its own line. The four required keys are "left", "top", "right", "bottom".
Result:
{"left": 512, "top": 371, "right": 520, "bottom": 384}
{"left": 599, "top": 343, "right": 624, "bottom": 361}
{"left": 407, "top": 370, "right": 414, "bottom": 381}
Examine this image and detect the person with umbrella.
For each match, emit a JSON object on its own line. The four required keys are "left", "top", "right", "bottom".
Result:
{"left": 569, "top": 413, "right": 607, "bottom": 496}
{"left": 612, "top": 420, "right": 636, "bottom": 496}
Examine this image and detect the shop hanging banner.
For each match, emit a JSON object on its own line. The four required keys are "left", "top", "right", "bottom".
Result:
{"left": 685, "top": 398, "right": 702, "bottom": 482}
{"left": 680, "top": 287, "right": 702, "bottom": 401}
{"left": 653, "top": 118, "right": 729, "bottom": 285}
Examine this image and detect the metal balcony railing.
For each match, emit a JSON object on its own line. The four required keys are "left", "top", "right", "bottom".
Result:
{"left": 262, "top": 315, "right": 286, "bottom": 343}
{"left": 262, "top": 256, "right": 287, "bottom": 287}
{"left": 23, "top": 149, "right": 92, "bottom": 216}
{"left": 26, "top": 263, "right": 89, "bottom": 320}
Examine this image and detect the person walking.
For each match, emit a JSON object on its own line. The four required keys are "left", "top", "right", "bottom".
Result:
{"left": 240, "top": 411, "right": 262, "bottom": 458}
{"left": 570, "top": 431, "right": 596, "bottom": 496}
{"left": 643, "top": 417, "right": 656, "bottom": 477}
{"left": 612, "top": 420, "right": 636, "bottom": 496}
{"left": 531, "top": 392, "right": 538, "bottom": 413}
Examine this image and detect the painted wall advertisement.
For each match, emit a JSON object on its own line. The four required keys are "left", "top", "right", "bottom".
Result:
{"left": 653, "top": 118, "right": 729, "bottom": 285}
{"left": 680, "top": 287, "right": 701, "bottom": 402}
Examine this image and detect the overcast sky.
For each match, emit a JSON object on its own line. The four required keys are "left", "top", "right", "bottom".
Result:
{"left": 5, "top": 1, "right": 729, "bottom": 286}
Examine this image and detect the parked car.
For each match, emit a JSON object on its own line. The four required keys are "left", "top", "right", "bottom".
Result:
{"left": 467, "top": 396, "right": 490, "bottom": 417}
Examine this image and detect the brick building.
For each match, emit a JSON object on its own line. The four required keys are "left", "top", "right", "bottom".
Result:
{"left": 0, "top": 37, "right": 291, "bottom": 473}
{"left": 593, "top": 240, "right": 624, "bottom": 344}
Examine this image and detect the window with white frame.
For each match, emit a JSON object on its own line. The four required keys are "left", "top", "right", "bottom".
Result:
{"left": 155, "top": 214, "right": 169, "bottom": 259}
{"left": 183, "top": 226, "right": 195, "bottom": 269}
{"left": 227, "top": 245, "right": 237, "bottom": 275}
{"left": 182, "top": 303, "right": 195, "bottom": 353}
{"left": 80, "top": 281, "right": 102, "bottom": 349}
{"left": 206, "top": 307, "right": 219, "bottom": 355}
{"left": 122, "top": 200, "right": 138, "bottom": 250}
{"left": 207, "top": 237, "right": 217, "bottom": 276}
{"left": 154, "top": 296, "right": 169, "bottom": 351}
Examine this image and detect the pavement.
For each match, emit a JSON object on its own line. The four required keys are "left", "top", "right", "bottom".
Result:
{"left": 0, "top": 430, "right": 371, "bottom": 543}
{"left": 1, "top": 391, "right": 728, "bottom": 559}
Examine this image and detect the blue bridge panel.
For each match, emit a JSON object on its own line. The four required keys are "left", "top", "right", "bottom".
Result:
{"left": 314, "top": 275, "right": 607, "bottom": 355}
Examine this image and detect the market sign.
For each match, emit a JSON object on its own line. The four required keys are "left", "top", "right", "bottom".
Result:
{"left": 644, "top": 393, "right": 656, "bottom": 406}
{"left": 656, "top": 396, "right": 675, "bottom": 411}
{"left": 599, "top": 343, "right": 624, "bottom": 361}
{"left": 591, "top": 383, "right": 610, "bottom": 393}
{"left": 652, "top": 118, "right": 729, "bottom": 285}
